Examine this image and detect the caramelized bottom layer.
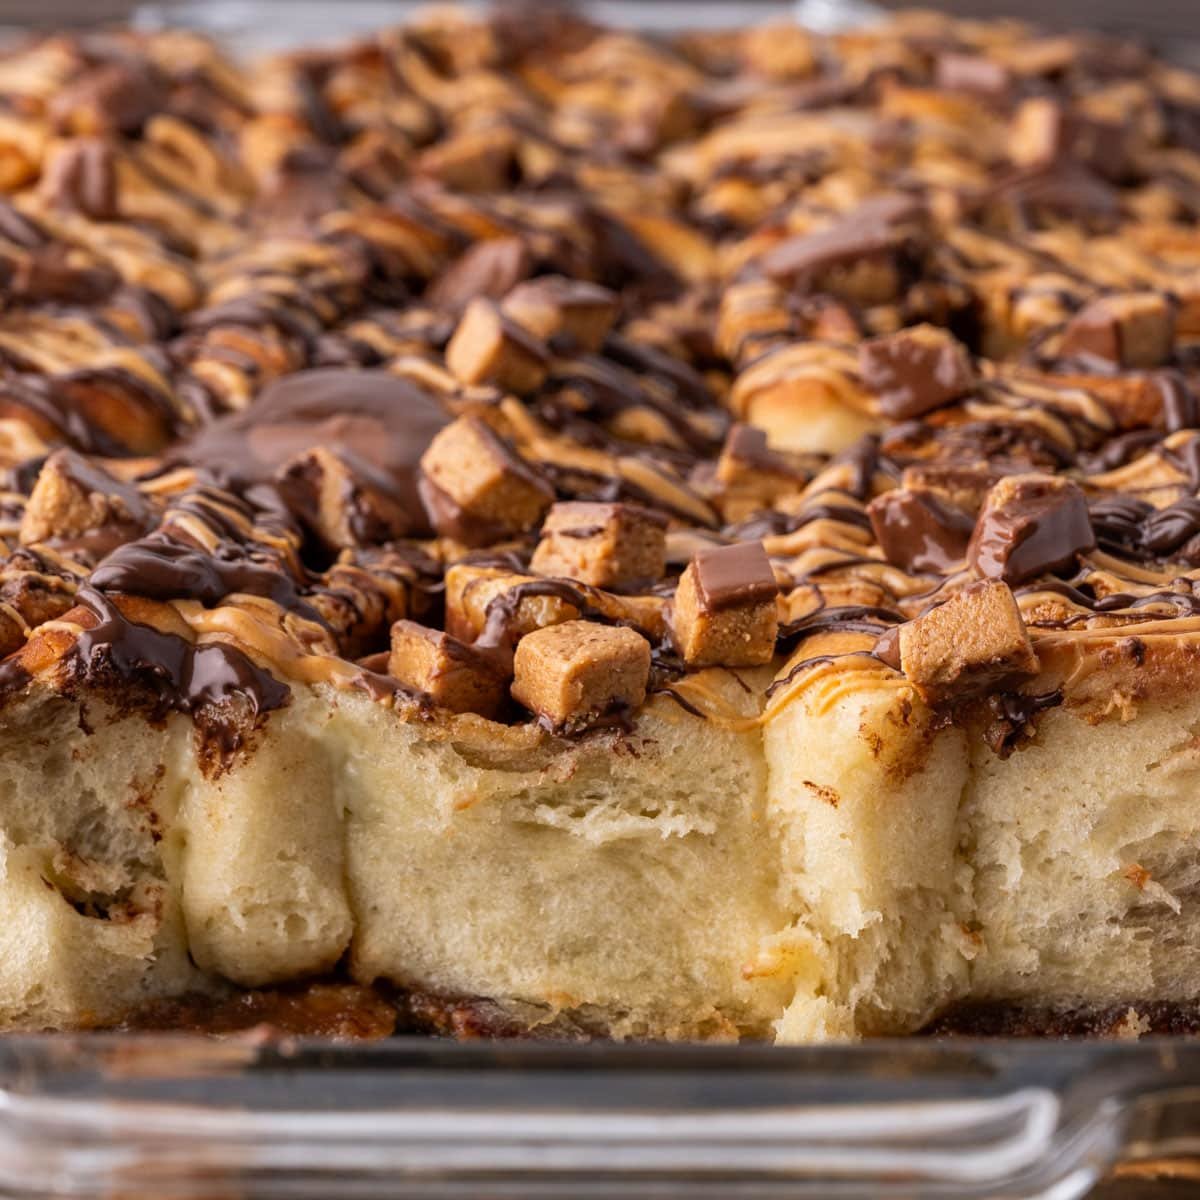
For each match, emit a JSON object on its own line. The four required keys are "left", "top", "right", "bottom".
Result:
{"left": 924, "top": 1002, "right": 1200, "bottom": 1038}
{"left": 113, "top": 980, "right": 1200, "bottom": 1042}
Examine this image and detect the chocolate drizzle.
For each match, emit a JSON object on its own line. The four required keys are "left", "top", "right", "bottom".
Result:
{"left": 176, "top": 369, "right": 451, "bottom": 537}
{"left": 982, "top": 689, "right": 1063, "bottom": 756}
{"left": 90, "top": 533, "right": 319, "bottom": 618}
{"left": 1088, "top": 495, "right": 1200, "bottom": 565}
{"left": 778, "top": 604, "right": 904, "bottom": 646}
{"left": 0, "top": 7, "right": 1194, "bottom": 756}
{"left": 69, "top": 586, "right": 290, "bottom": 766}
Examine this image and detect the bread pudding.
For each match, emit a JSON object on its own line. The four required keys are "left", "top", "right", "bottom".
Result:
{"left": 0, "top": 6, "right": 1196, "bottom": 1040}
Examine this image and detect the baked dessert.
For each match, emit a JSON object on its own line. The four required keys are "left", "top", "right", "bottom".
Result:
{"left": 0, "top": 5, "right": 1197, "bottom": 1040}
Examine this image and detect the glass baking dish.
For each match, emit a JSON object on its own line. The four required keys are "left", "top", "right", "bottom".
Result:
{"left": 0, "top": 3, "right": 1198, "bottom": 1197}
{"left": 1, "top": 1033, "right": 1199, "bottom": 1198}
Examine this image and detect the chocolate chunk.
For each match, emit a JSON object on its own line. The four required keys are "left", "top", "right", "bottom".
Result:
{"left": 40, "top": 140, "right": 118, "bottom": 219}
{"left": 868, "top": 488, "right": 975, "bottom": 573}
{"left": 426, "top": 238, "right": 533, "bottom": 313}
{"left": 1166, "top": 101, "right": 1200, "bottom": 157}
{"left": 691, "top": 540, "right": 777, "bottom": 613}
{"left": 873, "top": 624, "right": 902, "bottom": 669}
{"left": 757, "top": 194, "right": 925, "bottom": 284}
{"left": 1068, "top": 115, "right": 1132, "bottom": 182}
{"left": 720, "top": 424, "right": 785, "bottom": 472}
{"left": 858, "top": 325, "right": 975, "bottom": 419}
{"left": 722, "top": 422, "right": 770, "bottom": 464}
{"left": 968, "top": 475, "right": 1095, "bottom": 585}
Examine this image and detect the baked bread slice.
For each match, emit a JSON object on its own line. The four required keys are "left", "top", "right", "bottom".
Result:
{"left": 0, "top": 8, "right": 1197, "bottom": 1039}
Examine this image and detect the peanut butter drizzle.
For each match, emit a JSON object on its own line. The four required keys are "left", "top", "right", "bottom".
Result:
{"left": 1, "top": 8, "right": 1200, "bottom": 749}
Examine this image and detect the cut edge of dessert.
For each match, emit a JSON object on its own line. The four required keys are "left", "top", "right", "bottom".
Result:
{"left": 0, "top": 4, "right": 1195, "bottom": 1041}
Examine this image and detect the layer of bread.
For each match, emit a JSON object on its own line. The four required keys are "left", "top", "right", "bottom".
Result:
{"left": 5, "top": 631, "right": 1200, "bottom": 1038}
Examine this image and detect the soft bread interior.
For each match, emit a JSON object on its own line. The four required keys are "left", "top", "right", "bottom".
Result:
{"left": 335, "top": 688, "right": 795, "bottom": 1039}
{"left": 764, "top": 661, "right": 974, "bottom": 1037}
{"left": 3, "top": 661, "right": 1200, "bottom": 1037}
{"left": 0, "top": 692, "right": 199, "bottom": 1028}
{"left": 0, "top": 675, "right": 803, "bottom": 1036}
{"left": 965, "top": 693, "right": 1200, "bottom": 1010}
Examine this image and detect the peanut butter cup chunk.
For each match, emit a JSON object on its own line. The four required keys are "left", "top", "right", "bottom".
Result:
{"left": 20, "top": 448, "right": 153, "bottom": 547}
{"left": 1009, "top": 97, "right": 1073, "bottom": 168}
{"left": 445, "top": 298, "right": 549, "bottom": 395}
{"left": 757, "top": 194, "right": 926, "bottom": 305}
{"left": 713, "top": 424, "right": 808, "bottom": 515}
{"left": 1009, "top": 97, "right": 1129, "bottom": 178}
{"left": 277, "top": 446, "right": 411, "bottom": 550}
{"left": 501, "top": 276, "right": 618, "bottom": 354}
{"left": 1058, "top": 293, "right": 1175, "bottom": 369}
{"left": 858, "top": 324, "right": 976, "bottom": 419}
{"left": 511, "top": 619, "right": 650, "bottom": 729}
{"left": 531, "top": 501, "right": 667, "bottom": 589}
{"left": 900, "top": 465, "right": 995, "bottom": 516}
{"left": 427, "top": 238, "right": 532, "bottom": 314}
{"left": 898, "top": 580, "right": 1038, "bottom": 705}
{"left": 389, "top": 619, "right": 508, "bottom": 717}
{"left": 444, "top": 565, "right": 582, "bottom": 644}
{"left": 419, "top": 415, "right": 554, "bottom": 543}
{"left": 867, "top": 487, "right": 974, "bottom": 574}
{"left": 935, "top": 52, "right": 1012, "bottom": 100}
{"left": 177, "top": 369, "right": 451, "bottom": 539}
{"left": 968, "top": 474, "right": 1095, "bottom": 586}
{"left": 672, "top": 540, "right": 779, "bottom": 667}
